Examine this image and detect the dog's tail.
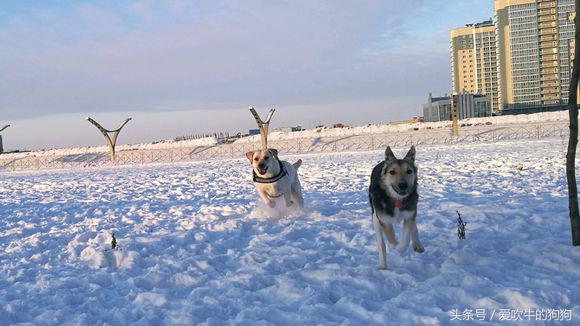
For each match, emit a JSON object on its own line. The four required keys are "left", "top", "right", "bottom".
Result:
{"left": 293, "top": 159, "right": 302, "bottom": 170}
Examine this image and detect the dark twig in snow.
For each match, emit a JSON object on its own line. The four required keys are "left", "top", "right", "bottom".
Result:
{"left": 457, "top": 211, "right": 467, "bottom": 240}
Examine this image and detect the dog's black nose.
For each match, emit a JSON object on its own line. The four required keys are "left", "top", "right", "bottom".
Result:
{"left": 398, "top": 183, "right": 408, "bottom": 191}
{"left": 258, "top": 163, "right": 266, "bottom": 169}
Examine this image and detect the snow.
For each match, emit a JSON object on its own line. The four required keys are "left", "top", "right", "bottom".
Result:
{"left": 0, "top": 110, "right": 567, "bottom": 163}
{"left": 235, "top": 110, "right": 569, "bottom": 144}
{"left": 1, "top": 136, "right": 218, "bottom": 160}
{"left": 1, "top": 138, "right": 578, "bottom": 324}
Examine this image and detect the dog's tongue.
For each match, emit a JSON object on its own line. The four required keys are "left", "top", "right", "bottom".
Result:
{"left": 395, "top": 201, "right": 403, "bottom": 209}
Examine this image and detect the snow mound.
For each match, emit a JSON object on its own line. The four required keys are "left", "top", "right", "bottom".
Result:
{"left": 68, "top": 231, "right": 139, "bottom": 270}
{"left": 235, "top": 110, "right": 569, "bottom": 143}
{"left": 1, "top": 136, "right": 218, "bottom": 160}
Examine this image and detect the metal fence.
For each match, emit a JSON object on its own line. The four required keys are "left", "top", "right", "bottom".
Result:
{"left": 0, "top": 122, "right": 569, "bottom": 172}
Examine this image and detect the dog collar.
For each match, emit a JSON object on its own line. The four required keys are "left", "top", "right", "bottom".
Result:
{"left": 253, "top": 159, "right": 288, "bottom": 184}
{"left": 395, "top": 200, "right": 403, "bottom": 209}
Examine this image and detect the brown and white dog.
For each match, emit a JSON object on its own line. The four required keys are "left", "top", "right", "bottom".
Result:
{"left": 246, "top": 149, "right": 304, "bottom": 209}
{"left": 368, "top": 146, "right": 424, "bottom": 269}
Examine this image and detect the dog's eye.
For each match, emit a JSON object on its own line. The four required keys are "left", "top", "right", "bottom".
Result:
{"left": 254, "top": 157, "right": 259, "bottom": 161}
{"left": 389, "top": 170, "right": 396, "bottom": 175}
{"left": 264, "top": 156, "right": 269, "bottom": 160}
{"left": 407, "top": 169, "right": 413, "bottom": 174}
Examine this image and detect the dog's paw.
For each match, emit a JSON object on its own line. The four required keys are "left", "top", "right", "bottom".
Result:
{"left": 413, "top": 244, "right": 425, "bottom": 253}
{"left": 378, "top": 264, "right": 387, "bottom": 270}
{"left": 388, "top": 241, "right": 399, "bottom": 249}
{"left": 395, "top": 243, "right": 408, "bottom": 253}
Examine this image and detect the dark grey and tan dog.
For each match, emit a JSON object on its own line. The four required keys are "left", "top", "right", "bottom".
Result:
{"left": 368, "top": 146, "right": 424, "bottom": 269}
{"left": 246, "top": 148, "right": 304, "bottom": 209}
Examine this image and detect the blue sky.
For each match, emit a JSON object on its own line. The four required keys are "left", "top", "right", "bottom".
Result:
{"left": 0, "top": 0, "right": 493, "bottom": 150}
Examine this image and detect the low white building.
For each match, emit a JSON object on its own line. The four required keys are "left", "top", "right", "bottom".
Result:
{"left": 278, "top": 126, "right": 304, "bottom": 133}
{"left": 423, "top": 92, "right": 491, "bottom": 122}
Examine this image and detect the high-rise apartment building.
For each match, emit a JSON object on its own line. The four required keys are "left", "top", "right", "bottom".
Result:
{"left": 450, "top": 20, "right": 500, "bottom": 112}
{"left": 494, "top": 0, "right": 575, "bottom": 112}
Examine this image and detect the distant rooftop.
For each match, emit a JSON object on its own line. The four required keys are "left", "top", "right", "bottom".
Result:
{"left": 431, "top": 96, "right": 450, "bottom": 102}
{"left": 475, "top": 19, "right": 493, "bottom": 27}
{"left": 428, "top": 91, "right": 489, "bottom": 103}
{"left": 465, "top": 19, "right": 494, "bottom": 28}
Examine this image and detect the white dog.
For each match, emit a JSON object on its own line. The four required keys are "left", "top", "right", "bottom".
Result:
{"left": 246, "top": 148, "right": 304, "bottom": 209}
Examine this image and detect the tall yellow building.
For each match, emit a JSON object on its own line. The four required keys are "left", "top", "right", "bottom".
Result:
{"left": 494, "top": 0, "right": 575, "bottom": 111}
{"left": 450, "top": 20, "right": 500, "bottom": 112}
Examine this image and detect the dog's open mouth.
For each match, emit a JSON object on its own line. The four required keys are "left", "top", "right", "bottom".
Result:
{"left": 391, "top": 185, "right": 407, "bottom": 196}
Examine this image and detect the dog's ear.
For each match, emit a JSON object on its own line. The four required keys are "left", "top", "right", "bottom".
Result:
{"left": 385, "top": 146, "right": 396, "bottom": 162}
{"left": 245, "top": 151, "right": 255, "bottom": 163}
{"left": 404, "top": 146, "right": 416, "bottom": 163}
{"left": 269, "top": 148, "right": 279, "bottom": 159}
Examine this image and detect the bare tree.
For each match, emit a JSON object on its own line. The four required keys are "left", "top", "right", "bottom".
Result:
{"left": 566, "top": 0, "right": 580, "bottom": 246}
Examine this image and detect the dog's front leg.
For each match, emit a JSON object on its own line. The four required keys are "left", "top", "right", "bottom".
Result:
{"left": 291, "top": 181, "right": 304, "bottom": 209}
{"left": 396, "top": 219, "right": 412, "bottom": 253}
{"left": 410, "top": 220, "right": 424, "bottom": 253}
{"left": 373, "top": 214, "right": 387, "bottom": 269}
{"left": 382, "top": 223, "right": 398, "bottom": 249}
{"left": 258, "top": 190, "right": 275, "bottom": 208}
{"left": 283, "top": 192, "right": 293, "bottom": 207}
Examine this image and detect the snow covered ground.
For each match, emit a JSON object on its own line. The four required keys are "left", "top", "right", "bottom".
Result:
{"left": 0, "top": 110, "right": 567, "bottom": 163}
{"left": 235, "top": 110, "right": 569, "bottom": 144}
{"left": 0, "top": 136, "right": 218, "bottom": 161}
{"left": 0, "top": 138, "right": 578, "bottom": 324}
